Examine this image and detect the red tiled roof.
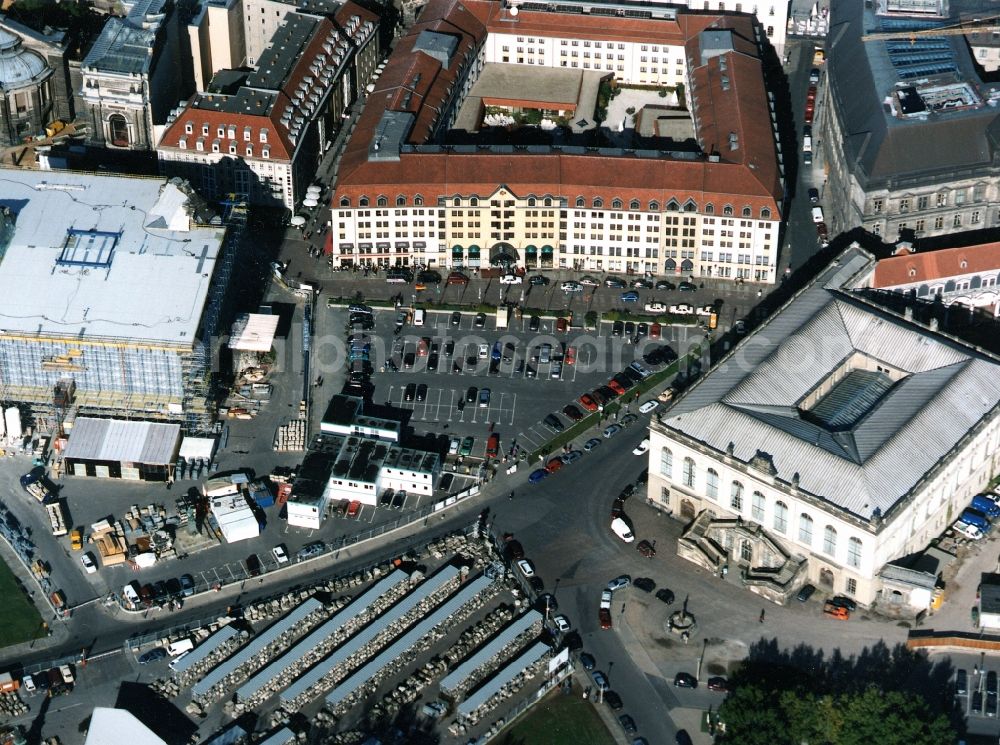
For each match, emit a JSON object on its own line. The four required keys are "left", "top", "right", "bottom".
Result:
{"left": 158, "top": 96, "right": 294, "bottom": 162}
{"left": 333, "top": 0, "right": 782, "bottom": 213}
{"left": 873, "top": 242, "right": 1000, "bottom": 287}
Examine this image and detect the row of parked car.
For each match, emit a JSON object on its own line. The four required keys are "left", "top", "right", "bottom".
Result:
{"left": 121, "top": 575, "right": 196, "bottom": 609}
{"left": 952, "top": 493, "right": 1000, "bottom": 540}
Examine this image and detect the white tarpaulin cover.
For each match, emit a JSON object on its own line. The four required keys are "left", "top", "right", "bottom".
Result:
{"left": 229, "top": 313, "right": 279, "bottom": 352}
{"left": 179, "top": 436, "right": 216, "bottom": 462}
{"left": 84, "top": 708, "right": 167, "bottom": 745}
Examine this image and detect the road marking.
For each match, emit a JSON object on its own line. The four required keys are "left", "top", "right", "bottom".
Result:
{"left": 508, "top": 393, "right": 516, "bottom": 426}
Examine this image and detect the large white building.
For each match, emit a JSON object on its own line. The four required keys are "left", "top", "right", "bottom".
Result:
{"left": 329, "top": 0, "right": 784, "bottom": 282}
{"left": 648, "top": 245, "right": 1000, "bottom": 608}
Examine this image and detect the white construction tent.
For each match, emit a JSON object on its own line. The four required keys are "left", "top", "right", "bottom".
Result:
{"left": 210, "top": 494, "right": 260, "bottom": 543}
{"left": 229, "top": 313, "right": 279, "bottom": 352}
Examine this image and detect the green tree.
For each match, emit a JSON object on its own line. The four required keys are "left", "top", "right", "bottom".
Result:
{"left": 718, "top": 684, "right": 791, "bottom": 745}
{"left": 837, "top": 688, "right": 954, "bottom": 745}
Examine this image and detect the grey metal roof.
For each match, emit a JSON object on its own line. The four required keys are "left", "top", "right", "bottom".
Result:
{"left": 192, "top": 598, "right": 323, "bottom": 697}
{"left": 256, "top": 729, "right": 296, "bottom": 745}
{"left": 413, "top": 30, "right": 458, "bottom": 68}
{"left": 82, "top": 17, "right": 156, "bottom": 74}
{"left": 457, "top": 641, "right": 550, "bottom": 717}
{"left": 981, "top": 580, "right": 1000, "bottom": 614}
{"left": 659, "top": 245, "right": 1000, "bottom": 520}
{"left": 827, "top": 2, "right": 1000, "bottom": 188}
{"left": 247, "top": 13, "right": 321, "bottom": 91}
{"left": 63, "top": 417, "right": 181, "bottom": 465}
{"left": 0, "top": 28, "right": 49, "bottom": 90}
{"left": 879, "top": 563, "right": 937, "bottom": 591}
{"left": 169, "top": 624, "right": 239, "bottom": 675}
{"left": 325, "top": 575, "right": 495, "bottom": 708}
{"left": 439, "top": 610, "right": 541, "bottom": 694}
{"left": 236, "top": 570, "right": 408, "bottom": 701}
{"left": 280, "top": 565, "right": 460, "bottom": 703}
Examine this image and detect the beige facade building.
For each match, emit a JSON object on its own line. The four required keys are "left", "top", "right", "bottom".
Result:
{"left": 647, "top": 245, "right": 1000, "bottom": 609}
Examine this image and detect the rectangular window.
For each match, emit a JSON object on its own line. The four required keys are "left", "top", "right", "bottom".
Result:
{"left": 899, "top": 198, "right": 910, "bottom": 213}
{"left": 682, "top": 458, "right": 695, "bottom": 488}
{"left": 847, "top": 538, "right": 862, "bottom": 568}
{"left": 773, "top": 502, "right": 787, "bottom": 533}
{"left": 873, "top": 198, "right": 883, "bottom": 213}
{"left": 799, "top": 516, "right": 812, "bottom": 545}
{"left": 659, "top": 448, "right": 673, "bottom": 478}
{"left": 730, "top": 481, "right": 742, "bottom": 511}
{"left": 954, "top": 214, "right": 962, "bottom": 227}
{"left": 972, "top": 210, "right": 981, "bottom": 224}
{"left": 917, "top": 196, "right": 928, "bottom": 211}
{"left": 752, "top": 492, "right": 764, "bottom": 522}
{"left": 936, "top": 192, "right": 948, "bottom": 207}
{"left": 846, "top": 578, "right": 857, "bottom": 595}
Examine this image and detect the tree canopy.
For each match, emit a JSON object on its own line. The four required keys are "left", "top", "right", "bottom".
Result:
{"left": 716, "top": 640, "right": 961, "bottom": 745}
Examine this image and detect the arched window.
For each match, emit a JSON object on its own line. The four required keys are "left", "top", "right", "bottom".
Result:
{"left": 761, "top": 207, "right": 771, "bottom": 219}
{"left": 544, "top": 197, "right": 552, "bottom": 207}
{"left": 723, "top": 204, "right": 734, "bottom": 216}
{"left": 377, "top": 196, "right": 388, "bottom": 207}
{"left": 741, "top": 206, "right": 752, "bottom": 218}
{"left": 751, "top": 491, "right": 764, "bottom": 521}
{"left": 612, "top": 198, "right": 623, "bottom": 209}
{"left": 340, "top": 196, "right": 351, "bottom": 208}
{"left": 453, "top": 197, "right": 461, "bottom": 207}
{"left": 470, "top": 197, "right": 479, "bottom": 206}
{"left": 682, "top": 457, "right": 695, "bottom": 487}
{"left": 109, "top": 114, "right": 129, "bottom": 147}
{"left": 659, "top": 447, "right": 673, "bottom": 478}
{"left": 630, "top": 199, "right": 640, "bottom": 210}
{"left": 576, "top": 196, "right": 586, "bottom": 207}
{"left": 649, "top": 200, "right": 660, "bottom": 212}
{"left": 823, "top": 526, "right": 837, "bottom": 556}
{"left": 359, "top": 196, "right": 369, "bottom": 207}
{"left": 594, "top": 197, "right": 604, "bottom": 208}
{"left": 527, "top": 197, "right": 536, "bottom": 207}
{"left": 413, "top": 195, "right": 424, "bottom": 206}
{"left": 705, "top": 203, "right": 715, "bottom": 214}
{"left": 773, "top": 501, "right": 788, "bottom": 533}
{"left": 396, "top": 195, "right": 406, "bottom": 206}
{"left": 847, "top": 537, "right": 862, "bottom": 568}
{"left": 730, "top": 480, "right": 743, "bottom": 511}
{"left": 706, "top": 468, "right": 719, "bottom": 499}
{"left": 917, "top": 284, "right": 929, "bottom": 297}
{"left": 798, "top": 514, "right": 813, "bottom": 545}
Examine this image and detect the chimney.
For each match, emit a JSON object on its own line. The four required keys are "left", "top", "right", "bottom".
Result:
{"left": 904, "top": 306, "right": 913, "bottom": 321}
{"left": 929, "top": 317, "right": 939, "bottom": 332}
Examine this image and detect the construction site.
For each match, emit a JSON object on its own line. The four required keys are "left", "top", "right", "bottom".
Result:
{"left": 0, "top": 169, "right": 247, "bottom": 437}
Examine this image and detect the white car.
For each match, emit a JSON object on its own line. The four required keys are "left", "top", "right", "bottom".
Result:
{"left": 500, "top": 274, "right": 522, "bottom": 284}
{"left": 448, "top": 436, "right": 461, "bottom": 455}
{"left": 954, "top": 520, "right": 984, "bottom": 540}
{"left": 633, "top": 439, "right": 650, "bottom": 455}
{"left": 561, "top": 281, "right": 583, "bottom": 292}
{"left": 272, "top": 545, "right": 289, "bottom": 564}
{"left": 600, "top": 590, "right": 613, "bottom": 609}
{"left": 21, "top": 674, "right": 35, "bottom": 693}
{"left": 122, "top": 582, "right": 140, "bottom": 607}
{"left": 553, "top": 614, "right": 571, "bottom": 632}
{"left": 670, "top": 303, "right": 695, "bottom": 314}
{"left": 478, "top": 343, "right": 489, "bottom": 359}
{"left": 644, "top": 302, "right": 667, "bottom": 313}
{"left": 516, "top": 559, "right": 534, "bottom": 577}
{"left": 639, "top": 400, "right": 659, "bottom": 414}
{"left": 80, "top": 552, "right": 97, "bottom": 574}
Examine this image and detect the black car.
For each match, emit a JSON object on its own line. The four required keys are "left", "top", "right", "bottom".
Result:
{"left": 392, "top": 491, "right": 406, "bottom": 509}
{"left": 636, "top": 322, "right": 649, "bottom": 337}
{"left": 707, "top": 676, "right": 730, "bottom": 692}
{"left": 444, "top": 340, "right": 455, "bottom": 357}
{"left": 246, "top": 554, "right": 262, "bottom": 577}
{"left": 633, "top": 577, "right": 656, "bottom": 593}
{"left": 674, "top": 672, "right": 698, "bottom": 688}
{"left": 676, "top": 731, "right": 694, "bottom": 745}
{"left": 380, "top": 489, "right": 394, "bottom": 507}
{"left": 404, "top": 383, "right": 417, "bottom": 401}
{"left": 613, "top": 373, "right": 635, "bottom": 391}
{"left": 474, "top": 312, "right": 487, "bottom": 328}
{"left": 562, "top": 404, "right": 584, "bottom": 421}
{"left": 604, "top": 690, "right": 623, "bottom": 710}
{"left": 165, "top": 577, "right": 183, "bottom": 598}
{"left": 152, "top": 581, "right": 169, "bottom": 605}
{"left": 450, "top": 311, "right": 462, "bottom": 326}
{"left": 426, "top": 352, "right": 439, "bottom": 371}
{"left": 656, "top": 588, "right": 675, "bottom": 604}
{"left": 828, "top": 595, "right": 857, "bottom": 612}
{"left": 138, "top": 647, "right": 167, "bottom": 664}
{"left": 678, "top": 281, "right": 697, "bottom": 292}
{"left": 619, "top": 483, "right": 635, "bottom": 499}
{"left": 622, "top": 366, "right": 645, "bottom": 384}
{"left": 529, "top": 275, "right": 549, "bottom": 285}
{"left": 623, "top": 321, "right": 635, "bottom": 337}
{"left": 956, "top": 668, "right": 968, "bottom": 696}
{"left": 403, "top": 352, "right": 416, "bottom": 369}
{"left": 796, "top": 584, "right": 816, "bottom": 602}
{"left": 528, "top": 576, "right": 544, "bottom": 592}
{"left": 580, "top": 652, "right": 596, "bottom": 671}
{"left": 504, "top": 539, "right": 525, "bottom": 560}
{"left": 418, "top": 270, "right": 441, "bottom": 283}
{"left": 416, "top": 384, "right": 428, "bottom": 401}
{"left": 529, "top": 315, "right": 541, "bottom": 331}
{"left": 618, "top": 715, "right": 637, "bottom": 735}
{"left": 179, "top": 574, "right": 195, "bottom": 597}
{"left": 543, "top": 414, "right": 565, "bottom": 433}
{"left": 466, "top": 386, "right": 478, "bottom": 403}
{"left": 612, "top": 320, "right": 625, "bottom": 337}
{"left": 525, "top": 364, "right": 537, "bottom": 378}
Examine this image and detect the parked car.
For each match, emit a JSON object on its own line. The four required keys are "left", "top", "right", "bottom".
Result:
{"left": 475, "top": 312, "right": 487, "bottom": 328}
{"left": 447, "top": 271, "right": 469, "bottom": 285}
{"left": 604, "top": 690, "right": 623, "bottom": 710}
{"left": 516, "top": 559, "right": 534, "bottom": 577}
{"left": 656, "top": 588, "right": 676, "bottom": 604}
{"left": 297, "top": 541, "right": 325, "bottom": 561}
{"left": 599, "top": 608, "right": 612, "bottom": 629}
{"left": 583, "top": 438, "right": 602, "bottom": 451}
{"left": 546, "top": 457, "right": 564, "bottom": 473}
{"left": 678, "top": 281, "right": 697, "bottom": 292}
{"left": 655, "top": 280, "right": 676, "bottom": 290}
{"left": 500, "top": 273, "right": 522, "bottom": 284}
{"left": 674, "top": 672, "right": 698, "bottom": 688}
{"left": 580, "top": 275, "right": 600, "bottom": 286}
{"left": 478, "top": 388, "right": 491, "bottom": 407}
{"left": 529, "top": 469, "right": 549, "bottom": 484}
{"left": 580, "top": 652, "right": 596, "bottom": 670}
{"left": 529, "top": 275, "right": 549, "bottom": 285}
{"left": 543, "top": 413, "right": 565, "bottom": 432}
{"left": 179, "top": 574, "right": 195, "bottom": 597}
{"left": 956, "top": 669, "right": 968, "bottom": 696}
{"left": 529, "top": 315, "right": 541, "bottom": 331}
{"left": 592, "top": 670, "right": 610, "bottom": 691}
{"left": 603, "top": 424, "right": 621, "bottom": 438}
{"left": 620, "top": 291, "right": 640, "bottom": 303}
{"left": 605, "top": 277, "right": 627, "bottom": 288}
{"left": 80, "top": 553, "right": 97, "bottom": 574}
{"left": 139, "top": 647, "right": 167, "bottom": 665}
{"left": 579, "top": 393, "right": 598, "bottom": 411}
{"left": 796, "top": 584, "right": 816, "bottom": 602}
{"left": 392, "top": 491, "right": 406, "bottom": 509}
{"left": 828, "top": 595, "right": 857, "bottom": 612}
{"left": 632, "top": 439, "right": 650, "bottom": 455}
{"left": 808, "top": 187, "right": 820, "bottom": 203}
{"left": 639, "top": 400, "right": 659, "bottom": 414}
{"left": 618, "top": 715, "right": 638, "bottom": 735}
{"left": 607, "top": 575, "right": 631, "bottom": 592}
{"left": 707, "top": 676, "right": 730, "bottom": 692}
{"left": 246, "top": 554, "right": 263, "bottom": 577}
{"left": 459, "top": 436, "right": 475, "bottom": 456}
{"left": 562, "top": 404, "right": 584, "bottom": 421}
{"left": 416, "top": 383, "right": 427, "bottom": 401}
{"left": 561, "top": 281, "right": 583, "bottom": 292}
{"left": 404, "top": 382, "right": 417, "bottom": 401}
{"left": 553, "top": 614, "right": 571, "bottom": 632}
{"left": 637, "top": 540, "right": 656, "bottom": 557}
{"left": 561, "top": 450, "right": 583, "bottom": 465}
{"left": 633, "top": 577, "right": 656, "bottom": 593}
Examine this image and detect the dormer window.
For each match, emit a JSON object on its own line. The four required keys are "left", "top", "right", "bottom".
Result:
{"left": 260, "top": 129, "right": 269, "bottom": 143}
{"left": 246, "top": 146, "right": 253, "bottom": 157}
{"left": 178, "top": 137, "right": 187, "bottom": 149}
{"left": 201, "top": 123, "right": 209, "bottom": 136}
{"left": 243, "top": 126, "right": 251, "bottom": 141}
{"left": 196, "top": 138, "right": 204, "bottom": 151}
{"left": 227, "top": 126, "right": 236, "bottom": 139}
{"left": 217, "top": 126, "right": 225, "bottom": 137}
{"left": 211, "top": 139, "right": 220, "bottom": 153}
{"left": 184, "top": 122, "right": 193, "bottom": 134}
{"left": 229, "top": 143, "right": 237, "bottom": 154}
{"left": 262, "top": 147, "right": 269, "bottom": 159}
{"left": 960, "top": 259, "right": 968, "bottom": 269}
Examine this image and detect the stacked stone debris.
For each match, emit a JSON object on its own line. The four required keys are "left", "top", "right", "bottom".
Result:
{"left": 444, "top": 610, "right": 543, "bottom": 701}
{"left": 448, "top": 652, "right": 553, "bottom": 732}
{"left": 0, "top": 691, "right": 28, "bottom": 718}
{"left": 325, "top": 577, "right": 504, "bottom": 719}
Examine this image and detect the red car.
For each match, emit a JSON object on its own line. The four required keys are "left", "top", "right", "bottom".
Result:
{"left": 565, "top": 346, "right": 577, "bottom": 365}
{"left": 347, "top": 500, "right": 362, "bottom": 518}
{"left": 578, "top": 393, "right": 598, "bottom": 411}
{"left": 607, "top": 379, "right": 626, "bottom": 396}
{"left": 447, "top": 271, "right": 469, "bottom": 285}
{"left": 486, "top": 433, "right": 500, "bottom": 458}
{"left": 649, "top": 323, "right": 661, "bottom": 339}
{"left": 556, "top": 317, "right": 568, "bottom": 333}
{"left": 546, "top": 457, "right": 564, "bottom": 473}
{"left": 599, "top": 608, "right": 612, "bottom": 629}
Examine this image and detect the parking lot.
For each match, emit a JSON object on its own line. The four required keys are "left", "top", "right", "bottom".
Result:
{"left": 322, "top": 305, "right": 699, "bottom": 464}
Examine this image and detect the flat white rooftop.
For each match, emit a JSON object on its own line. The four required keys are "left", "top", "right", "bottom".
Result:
{"left": 0, "top": 170, "right": 226, "bottom": 345}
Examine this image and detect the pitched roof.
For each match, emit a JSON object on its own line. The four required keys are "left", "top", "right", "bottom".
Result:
{"left": 873, "top": 241, "right": 1000, "bottom": 287}
{"left": 657, "top": 245, "right": 1000, "bottom": 522}
{"left": 333, "top": 0, "right": 781, "bottom": 211}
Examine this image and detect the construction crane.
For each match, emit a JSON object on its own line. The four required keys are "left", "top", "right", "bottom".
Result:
{"left": 861, "top": 13, "right": 1000, "bottom": 43}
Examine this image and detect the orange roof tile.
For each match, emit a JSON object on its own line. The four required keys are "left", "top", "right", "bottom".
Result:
{"left": 873, "top": 242, "right": 1000, "bottom": 287}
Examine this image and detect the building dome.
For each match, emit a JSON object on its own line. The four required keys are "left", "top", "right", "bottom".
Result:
{"left": 0, "top": 28, "right": 50, "bottom": 91}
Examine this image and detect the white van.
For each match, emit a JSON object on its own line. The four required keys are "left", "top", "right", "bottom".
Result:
{"left": 811, "top": 206, "right": 824, "bottom": 223}
{"left": 611, "top": 517, "right": 635, "bottom": 543}
{"left": 167, "top": 638, "right": 194, "bottom": 657}
{"left": 413, "top": 308, "right": 425, "bottom": 326}
{"left": 168, "top": 650, "right": 191, "bottom": 671}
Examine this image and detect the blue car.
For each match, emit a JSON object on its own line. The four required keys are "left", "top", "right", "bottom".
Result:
{"left": 529, "top": 468, "right": 550, "bottom": 484}
{"left": 620, "top": 291, "right": 639, "bottom": 303}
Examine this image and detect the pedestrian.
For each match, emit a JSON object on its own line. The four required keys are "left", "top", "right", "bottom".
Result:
{"left": 509, "top": 491, "right": 514, "bottom": 501}
{"left": 759, "top": 608, "right": 765, "bottom": 623}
